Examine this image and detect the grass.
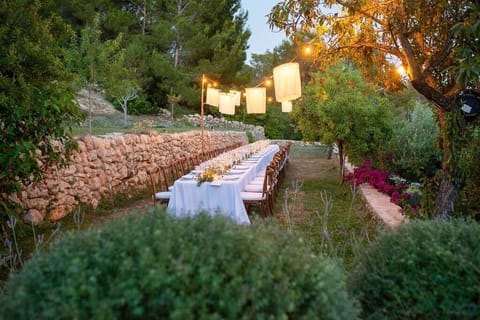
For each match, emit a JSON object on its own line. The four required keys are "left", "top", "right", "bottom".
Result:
{"left": 1, "top": 144, "right": 379, "bottom": 284}
{"left": 71, "top": 114, "right": 252, "bottom": 137}
{"left": 71, "top": 114, "right": 198, "bottom": 136}
{"left": 272, "top": 145, "right": 380, "bottom": 268}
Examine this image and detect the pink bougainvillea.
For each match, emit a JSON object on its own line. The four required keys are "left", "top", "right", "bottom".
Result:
{"left": 344, "top": 160, "right": 412, "bottom": 207}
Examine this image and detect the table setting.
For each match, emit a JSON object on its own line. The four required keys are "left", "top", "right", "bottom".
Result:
{"left": 166, "top": 140, "right": 279, "bottom": 224}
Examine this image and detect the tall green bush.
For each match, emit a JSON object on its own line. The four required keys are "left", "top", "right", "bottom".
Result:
{"left": 384, "top": 102, "right": 441, "bottom": 181}
{"left": 349, "top": 219, "right": 480, "bottom": 319}
{"left": 0, "top": 1, "right": 84, "bottom": 221}
{"left": 0, "top": 210, "right": 358, "bottom": 319}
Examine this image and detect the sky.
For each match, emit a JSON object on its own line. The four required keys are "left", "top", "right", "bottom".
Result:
{"left": 241, "top": 0, "right": 287, "bottom": 63}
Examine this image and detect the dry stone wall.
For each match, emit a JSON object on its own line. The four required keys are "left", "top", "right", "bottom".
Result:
{"left": 20, "top": 130, "right": 248, "bottom": 225}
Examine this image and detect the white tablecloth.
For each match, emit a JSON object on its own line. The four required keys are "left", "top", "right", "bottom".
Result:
{"left": 167, "top": 144, "right": 279, "bottom": 224}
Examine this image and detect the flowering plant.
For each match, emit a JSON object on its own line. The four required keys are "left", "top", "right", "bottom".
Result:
{"left": 344, "top": 160, "right": 421, "bottom": 212}
{"left": 197, "top": 167, "right": 221, "bottom": 185}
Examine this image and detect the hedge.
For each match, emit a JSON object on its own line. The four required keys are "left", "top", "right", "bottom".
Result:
{"left": 1, "top": 209, "right": 358, "bottom": 319}
{"left": 349, "top": 219, "right": 480, "bottom": 319}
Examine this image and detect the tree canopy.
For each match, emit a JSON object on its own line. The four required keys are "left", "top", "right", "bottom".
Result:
{"left": 269, "top": 0, "right": 479, "bottom": 105}
{"left": 269, "top": 0, "right": 480, "bottom": 218}
{"left": 58, "top": 0, "right": 251, "bottom": 109}
{"left": 294, "top": 62, "right": 393, "bottom": 172}
{"left": 0, "top": 0, "right": 84, "bottom": 219}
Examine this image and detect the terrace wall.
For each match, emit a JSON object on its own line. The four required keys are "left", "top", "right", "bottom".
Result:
{"left": 19, "top": 130, "right": 248, "bottom": 224}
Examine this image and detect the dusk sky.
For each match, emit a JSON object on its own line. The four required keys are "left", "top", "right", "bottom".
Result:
{"left": 241, "top": 0, "right": 287, "bottom": 63}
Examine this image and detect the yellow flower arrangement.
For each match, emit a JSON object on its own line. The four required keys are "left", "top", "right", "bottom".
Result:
{"left": 197, "top": 167, "right": 220, "bottom": 185}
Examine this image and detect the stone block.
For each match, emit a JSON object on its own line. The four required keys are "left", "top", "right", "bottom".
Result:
{"left": 83, "top": 135, "right": 95, "bottom": 151}
{"left": 23, "top": 209, "right": 45, "bottom": 226}
{"left": 48, "top": 205, "right": 70, "bottom": 221}
{"left": 87, "top": 150, "right": 98, "bottom": 161}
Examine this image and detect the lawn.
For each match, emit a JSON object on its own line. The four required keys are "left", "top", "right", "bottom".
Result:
{"left": 271, "top": 144, "right": 380, "bottom": 267}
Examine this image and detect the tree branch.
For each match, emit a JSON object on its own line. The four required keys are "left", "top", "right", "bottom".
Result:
{"left": 332, "top": 41, "right": 405, "bottom": 60}
{"left": 336, "top": 0, "right": 389, "bottom": 27}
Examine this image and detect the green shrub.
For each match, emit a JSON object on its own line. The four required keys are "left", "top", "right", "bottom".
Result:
{"left": 113, "top": 97, "right": 157, "bottom": 115}
{"left": 384, "top": 102, "right": 441, "bottom": 181}
{"left": 246, "top": 130, "right": 255, "bottom": 143}
{"left": 349, "top": 219, "right": 480, "bottom": 319}
{"left": 0, "top": 210, "right": 358, "bottom": 319}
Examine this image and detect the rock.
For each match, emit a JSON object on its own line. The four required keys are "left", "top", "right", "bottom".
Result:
{"left": 23, "top": 209, "right": 44, "bottom": 225}
{"left": 82, "top": 135, "right": 95, "bottom": 151}
{"left": 63, "top": 164, "right": 77, "bottom": 175}
{"left": 24, "top": 198, "right": 48, "bottom": 211}
{"left": 76, "top": 88, "right": 122, "bottom": 116}
{"left": 48, "top": 205, "right": 69, "bottom": 221}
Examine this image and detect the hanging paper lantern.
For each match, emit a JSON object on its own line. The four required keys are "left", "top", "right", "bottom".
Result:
{"left": 230, "top": 90, "right": 241, "bottom": 106}
{"left": 281, "top": 100, "right": 292, "bottom": 112}
{"left": 206, "top": 87, "right": 220, "bottom": 107}
{"left": 219, "top": 93, "right": 236, "bottom": 115}
{"left": 273, "top": 62, "right": 301, "bottom": 102}
{"left": 246, "top": 87, "right": 266, "bottom": 114}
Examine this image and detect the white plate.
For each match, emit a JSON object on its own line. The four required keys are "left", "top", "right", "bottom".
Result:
{"left": 223, "top": 172, "right": 240, "bottom": 176}
{"left": 229, "top": 169, "right": 246, "bottom": 174}
{"left": 234, "top": 165, "right": 250, "bottom": 170}
{"left": 223, "top": 176, "right": 239, "bottom": 181}
{"left": 210, "top": 180, "right": 222, "bottom": 186}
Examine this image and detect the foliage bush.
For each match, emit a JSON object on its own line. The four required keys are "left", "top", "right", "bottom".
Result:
{"left": 228, "top": 105, "right": 301, "bottom": 140}
{"left": 0, "top": 210, "right": 358, "bottom": 319}
{"left": 349, "top": 219, "right": 480, "bottom": 319}
{"left": 113, "top": 97, "right": 157, "bottom": 115}
{"left": 0, "top": 1, "right": 84, "bottom": 221}
{"left": 382, "top": 102, "right": 441, "bottom": 182}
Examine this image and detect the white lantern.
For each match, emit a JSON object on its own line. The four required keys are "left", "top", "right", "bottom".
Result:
{"left": 273, "top": 62, "right": 301, "bottom": 102}
{"left": 219, "top": 93, "right": 236, "bottom": 115}
{"left": 206, "top": 87, "right": 220, "bottom": 107}
{"left": 281, "top": 100, "right": 292, "bottom": 112}
{"left": 230, "top": 90, "right": 241, "bottom": 106}
{"left": 246, "top": 87, "right": 266, "bottom": 114}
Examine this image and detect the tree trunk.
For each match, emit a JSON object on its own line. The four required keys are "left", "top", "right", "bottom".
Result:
{"left": 434, "top": 175, "right": 459, "bottom": 218}
{"left": 432, "top": 110, "right": 464, "bottom": 218}
{"left": 88, "top": 85, "right": 92, "bottom": 134}
{"left": 337, "top": 140, "right": 344, "bottom": 179}
{"left": 327, "top": 146, "right": 333, "bottom": 159}
{"left": 410, "top": 78, "right": 465, "bottom": 218}
{"left": 122, "top": 99, "right": 128, "bottom": 126}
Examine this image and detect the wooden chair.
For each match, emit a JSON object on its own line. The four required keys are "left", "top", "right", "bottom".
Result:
{"left": 148, "top": 166, "right": 172, "bottom": 206}
{"left": 186, "top": 154, "right": 200, "bottom": 171}
{"left": 176, "top": 157, "right": 190, "bottom": 176}
{"left": 241, "top": 167, "right": 275, "bottom": 217}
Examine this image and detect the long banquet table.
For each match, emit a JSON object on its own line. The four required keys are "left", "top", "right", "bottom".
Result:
{"left": 167, "top": 143, "right": 279, "bottom": 224}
